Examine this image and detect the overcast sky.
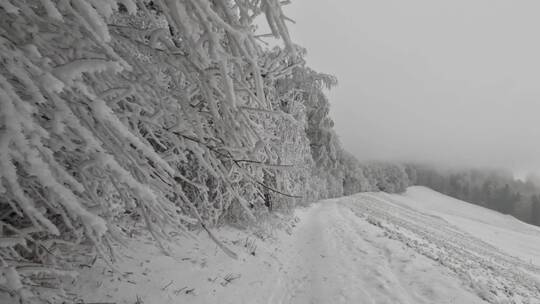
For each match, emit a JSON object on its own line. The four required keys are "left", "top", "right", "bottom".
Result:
{"left": 278, "top": 0, "right": 540, "bottom": 176}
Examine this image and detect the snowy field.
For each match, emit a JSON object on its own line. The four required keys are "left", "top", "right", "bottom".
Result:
{"left": 64, "top": 187, "right": 540, "bottom": 303}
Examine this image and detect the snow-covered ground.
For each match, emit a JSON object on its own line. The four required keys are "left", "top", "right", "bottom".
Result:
{"left": 67, "top": 186, "right": 540, "bottom": 303}
{"left": 397, "top": 187, "right": 540, "bottom": 266}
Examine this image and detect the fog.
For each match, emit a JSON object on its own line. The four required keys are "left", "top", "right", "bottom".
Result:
{"left": 281, "top": 0, "right": 540, "bottom": 176}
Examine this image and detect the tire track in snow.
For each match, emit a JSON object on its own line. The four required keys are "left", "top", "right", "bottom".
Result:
{"left": 349, "top": 193, "right": 540, "bottom": 304}
{"left": 270, "top": 197, "right": 486, "bottom": 304}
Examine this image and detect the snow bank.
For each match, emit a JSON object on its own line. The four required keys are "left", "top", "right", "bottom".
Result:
{"left": 68, "top": 217, "right": 301, "bottom": 304}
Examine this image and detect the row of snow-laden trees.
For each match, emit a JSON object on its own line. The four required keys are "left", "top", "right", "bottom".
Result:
{"left": 0, "top": 1, "right": 410, "bottom": 302}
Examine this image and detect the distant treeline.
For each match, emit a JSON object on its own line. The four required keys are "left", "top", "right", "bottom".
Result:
{"left": 320, "top": 158, "right": 540, "bottom": 227}
{"left": 404, "top": 164, "right": 540, "bottom": 226}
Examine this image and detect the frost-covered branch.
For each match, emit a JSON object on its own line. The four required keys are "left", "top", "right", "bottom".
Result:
{"left": 0, "top": 1, "right": 318, "bottom": 302}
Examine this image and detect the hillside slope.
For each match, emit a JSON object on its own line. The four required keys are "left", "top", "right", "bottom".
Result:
{"left": 398, "top": 186, "right": 540, "bottom": 266}
{"left": 13, "top": 187, "right": 539, "bottom": 304}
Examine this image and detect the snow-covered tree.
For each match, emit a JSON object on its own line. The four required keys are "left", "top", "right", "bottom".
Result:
{"left": 0, "top": 0, "right": 315, "bottom": 302}
{"left": 0, "top": 0, "right": 410, "bottom": 301}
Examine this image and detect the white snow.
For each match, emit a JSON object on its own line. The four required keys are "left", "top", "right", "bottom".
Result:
{"left": 92, "top": 0, "right": 117, "bottom": 19}
{"left": 2, "top": 267, "right": 23, "bottom": 291}
{"left": 64, "top": 187, "right": 540, "bottom": 303}
{"left": 0, "top": 237, "right": 26, "bottom": 248}
{"left": 52, "top": 59, "right": 123, "bottom": 86}
{"left": 118, "top": 0, "right": 137, "bottom": 14}
{"left": 394, "top": 186, "right": 540, "bottom": 266}
{"left": 0, "top": 0, "right": 19, "bottom": 15}
{"left": 40, "top": 0, "right": 63, "bottom": 21}
{"left": 71, "top": 0, "right": 111, "bottom": 42}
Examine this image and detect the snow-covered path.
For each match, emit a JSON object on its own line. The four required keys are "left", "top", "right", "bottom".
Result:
{"left": 71, "top": 187, "right": 540, "bottom": 304}
{"left": 270, "top": 198, "right": 486, "bottom": 304}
